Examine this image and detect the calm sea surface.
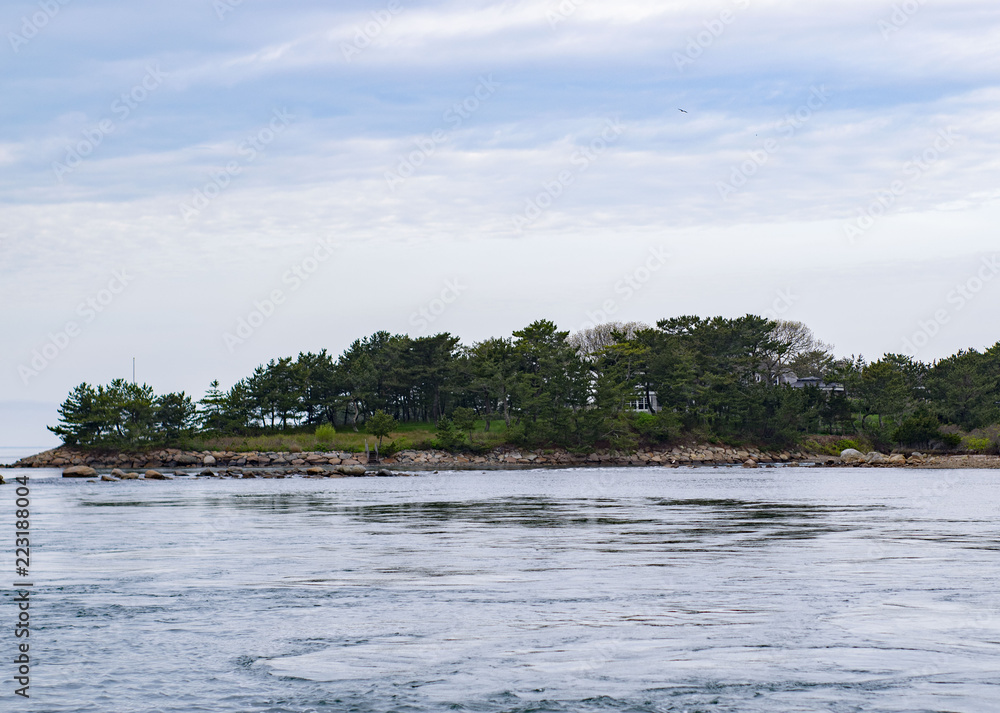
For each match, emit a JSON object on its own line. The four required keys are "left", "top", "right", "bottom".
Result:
{"left": 1, "top": 463, "right": 999, "bottom": 712}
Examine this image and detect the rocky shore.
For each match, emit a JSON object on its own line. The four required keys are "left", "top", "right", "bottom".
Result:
{"left": 5, "top": 445, "right": 999, "bottom": 482}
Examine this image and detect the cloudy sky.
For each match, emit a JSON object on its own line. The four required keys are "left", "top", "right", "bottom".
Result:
{"left": 2, "top": 0, "right": 999, "bottom": 447}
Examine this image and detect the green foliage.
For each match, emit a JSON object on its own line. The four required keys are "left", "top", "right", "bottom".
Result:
{"left": 603, "top": 413, "right": 640, "bottom": 454}
{"left": 891, "top": 410, "right": 949, "bottom": 449}
{"left": 510, "top": 319, "right": 591, "bottom": 447}
{"left": 47, "top": 321, "right": 1000, "bottom": 455}
{"left": 433, "top": 416, "right": 465, "bottom": 452}
{"left": 368, "top": 410, "right": 397, "bottom": 448}
{"left": 963, "top": 436, "right": 991, "bottom": 453}
{"left": 925, "top": 348, "right": 1000, "bottom": 429}
{"left": 157, "top": 392, "right": 196, "bottom": 440}
{"left": 630, "top": 411, "right": 678, "bottom": 443}
{"left": 940, "top": 433, "right": 962, "bottom": 449}
{"left": 314, "top": 423, "right": 337, "bottom": 447}
{"left": 451, "top": 407, "right": 476, "bottom": 434}
{"left": 834, "top": 438, "right": 862, "bottom": 453}
{"left": 49, "top": 380, "right": 164, "bottom": 448}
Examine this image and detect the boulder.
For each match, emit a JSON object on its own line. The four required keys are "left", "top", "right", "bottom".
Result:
{"left": 376, "top": 469, "right": 394, "bottom": 477}
{"left": 203, "top": 455, "right": 217, "bottom": 466}
{"left": 119, "top": 472, "right": 140, "bottom": 480}
{"left": 866, "top": 452, "right": 886, "bottom": 464}
{"left": 306, "top": 466, "right": 326, "bottom": 476}
{"left": 110, "top": 468, "right": 127, "bottom": 478}
{"left": 336, "top": 465, "right": 367, "bottom": 476}
{"left": 63, "top": 465, "right": 98, "bottom": 478}
{"left": 840, "top": 449, "right": 865, "bottom": 463}
{"left": 100, "top": 475, "right": 118, "bottom": 482}
{"left": 742, "top": 459, "right": 758, "bottom": 468}
{"left": 888, "top": 454, "right": 907, "bottom": 465}
{"left": 174, "top": 454, "right": 200, "bottom": 466}
{"left": 198, "top": 469, "right": 215, "bottom": 476}
{"left": 144, "top": 470, "right": 170, "bottom": 480}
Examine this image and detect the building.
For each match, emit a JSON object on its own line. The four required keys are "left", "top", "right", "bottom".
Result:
{"left": 787, "top": 375, "right": 845, "bottom": 393}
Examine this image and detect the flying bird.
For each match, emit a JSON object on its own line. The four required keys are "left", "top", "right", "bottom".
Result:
{"left": 678, "top": 108, "right": 688, "bottom": 113}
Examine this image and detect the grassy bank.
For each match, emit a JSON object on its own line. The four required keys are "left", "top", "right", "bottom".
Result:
{"left": 174, "top": 420, "right": 516, "bottom": 454}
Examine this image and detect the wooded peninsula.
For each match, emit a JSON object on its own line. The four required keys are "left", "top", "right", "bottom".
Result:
{"left": 46, "top": 316, "right": 1000, "bottom": 457}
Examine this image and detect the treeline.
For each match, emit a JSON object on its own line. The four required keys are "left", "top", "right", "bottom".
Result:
{"left": 49, "top": 316, "right": 1000, "bottom": 451}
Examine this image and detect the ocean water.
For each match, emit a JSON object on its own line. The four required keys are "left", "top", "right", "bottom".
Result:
{"left": 1, "top": 465, "right": 998, "bottom": 712}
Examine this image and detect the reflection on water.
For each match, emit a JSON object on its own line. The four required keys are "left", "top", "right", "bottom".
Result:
{"left": 7, "top": 466, "right": 1000, "bottom": 712}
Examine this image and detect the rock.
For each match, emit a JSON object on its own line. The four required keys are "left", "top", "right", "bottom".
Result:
{"left": 63, "top": 465, "right": 98, "bottom": 478}
{"left": 306, "top": 466, "right": 326, "bottom": 476}
{"left": 336, "top": 465, "right": 367, "bottom": 476}
{"left": 100, "top": 475, "right": 118, "bottom": 482}
{"left": 840, "top": 449, "right": 865, "bottom": 463}
{"left": 119, "top": 472, "right": 140, "bottom": 480}
{"left": 743, "top": 459, "right": 758, "bottom": 468}
{"left": 866, "top": 452, "right": 886, "bottom": 464}
{"left": 888, "top": 454, "right": 907, "bottom": 465}
{"left": 203, "top": 455, "right": 216, "bottom": 466}
{"left": 376, "top": 469, "right": 394, "bottom": 477}
{"left": 110, "top": 468, "right": 126, "bottom": 477}
{"left": 174, "top": 454, "right": 200, "bottom": 466}
{"left": 198, "top": 469, "right": 215, "bottom": 476}
{"left": 144, "top": 470, "right": 170, "bottom": 480}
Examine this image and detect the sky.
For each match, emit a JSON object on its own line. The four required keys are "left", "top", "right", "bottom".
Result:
{"left": 2, "top": 0, "right": 999, "bottom": 447}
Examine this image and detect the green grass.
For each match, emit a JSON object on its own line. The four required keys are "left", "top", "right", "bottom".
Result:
{"left": 173, "top": 418, "right": 522, "bottom": 454}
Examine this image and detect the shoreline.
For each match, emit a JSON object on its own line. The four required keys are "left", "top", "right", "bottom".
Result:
{"left": 6, "top": 445, "right": 1000, "bottom": 480}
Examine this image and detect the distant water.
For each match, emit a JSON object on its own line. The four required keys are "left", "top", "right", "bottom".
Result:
{"left": 0, "top": 446, "right": 50, "bottom": 465}
{"left": 3, "top": 466, "right": 999, "bottom": 712}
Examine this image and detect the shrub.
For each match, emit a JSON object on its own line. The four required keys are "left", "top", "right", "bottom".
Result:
{"left": 939, "top": 433, "right": 962, "bottom": 449}
{"left": 451, "top": 407, "right": 477, "bottom": 434}
{"left": 434, "top": 416, "right": 465, "bottom": 452}
{"left": 630, "top": 411, "right": 678, "bottom": 443}
{"left": 605, "top": 413, "right": 639, "bottom": 454}
{"left": 834, "top": 438, "right": 861, "bottom": 452}
{"left": 963, "top": 436, "right": 991, "bottom": 453}
{"left": 892, "top": 411, "right": 947, "bottom": 449}
{"left": 315, "top": 423, "right": 336, "bottom": 440}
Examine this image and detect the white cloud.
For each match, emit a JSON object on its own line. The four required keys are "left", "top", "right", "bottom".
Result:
{"left": 5, "top": 0, "right": 1000, "bottom": 444}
